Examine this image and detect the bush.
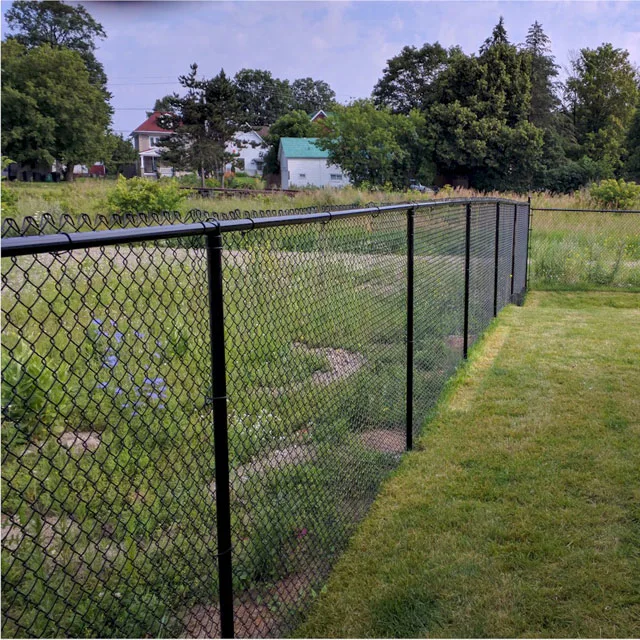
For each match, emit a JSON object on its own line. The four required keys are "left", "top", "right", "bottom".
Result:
{"left": 105, "top": 176, "right": 187, "bottom": 213}
{"left": 589, "top": 179, "right": 640, "bottom": 210}
{"left": 1, "top": 185, "right": 18, "bottom": 217}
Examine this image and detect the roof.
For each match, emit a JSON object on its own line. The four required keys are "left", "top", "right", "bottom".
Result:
{"left": 256, "top": 125, "right": 270, "bottom": 139}
{"left": 279, "top": 137, "right": 329, "bottom": 159}
{"left": 310, "top": 110, "right": 334, "bottom": 121}
{"left": 132, "top": 111, "right": 172, "bottom": 134}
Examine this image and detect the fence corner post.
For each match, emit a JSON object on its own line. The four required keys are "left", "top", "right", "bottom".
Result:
{"left": 463, "top": 202, "right": 472, "bottom": 359}
{"left": 493, "top": 202, "right": 500, "bottom": 317}
{"left": 525, "top": 196, "right": 532, "bottom": 293}
{"left": 206, "top": 227, "right": 235, "bottom": 639}
{"left": 406, "top": 206, "right": 415, "bottom": 451}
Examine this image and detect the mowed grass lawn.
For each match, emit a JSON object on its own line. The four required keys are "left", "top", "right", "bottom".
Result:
{"left": 297, "top": 291, "right": 640, "bottom": 638}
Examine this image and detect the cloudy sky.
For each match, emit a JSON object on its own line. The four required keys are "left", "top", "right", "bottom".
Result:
{"left": 2, "top": 1, "right": 639, "bottom": 136}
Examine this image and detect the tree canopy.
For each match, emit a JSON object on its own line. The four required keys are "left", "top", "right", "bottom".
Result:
{"left": 5, "top": 0, "right": 108, "bottom": 90}
{"left": 157, "top": 66, "right": 243, "bottom": 187}
{"left": 1, "top": 40, "right": 112, "bottom": 180}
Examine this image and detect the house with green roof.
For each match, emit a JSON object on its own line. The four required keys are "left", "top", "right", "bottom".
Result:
{"left": 278, "top": 137, "right": 350, "bottom": 189}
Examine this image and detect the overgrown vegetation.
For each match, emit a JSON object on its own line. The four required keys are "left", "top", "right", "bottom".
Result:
{"left": 2, "top": 207, "right": 483, "bottom": 636}
{"left": 297, "top": 291, "right": 640, "bottom": 638}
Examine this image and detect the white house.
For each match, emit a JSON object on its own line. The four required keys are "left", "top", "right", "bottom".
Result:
{"left": 278, "top": 138, "right": 350, "bottom": 189}
{"left": 225, "top": 128, "right": 267, "bottom": 176}
{"left": 130, "top": 112, "right": 175, "bottom": 178}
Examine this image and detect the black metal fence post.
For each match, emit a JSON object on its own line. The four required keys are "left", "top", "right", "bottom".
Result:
{"left": 406, "top": 207, "right": 415, "bottom": 451}
{"left": 206, "top": 227, "right": 235, "bottom": 639}
{"left": 463, "top": 203, "right": 472, "bottom": 359}
{"left": 525, "top": 196, "right": 532, "bottom": 292}
{"left": 493, "top": 202, "right": 500, "bottom": 317}
{"left": 510, "top": 203, "right": 518, "bottom": 300}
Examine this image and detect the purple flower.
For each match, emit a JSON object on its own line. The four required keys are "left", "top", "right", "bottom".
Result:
{"left": 158, "top": 404, "right": 165, "bottom": 410}
{"left": 104, "top": 355, "right": 118, "bottom": 368}
{"left": 114, "top": 387, "right": 123, "bottom": 395}
{"left": 97, "top": 381, "right": 108, "bottom": 389}
{"left": 92, "top": 319, "right": 103, "bottom": 326}
{"left": 110, "top": 320, "right": 117, "bottom": 327}
{"left": 149, "top": 392, "right": 159, "bottom": 400}
{"left": 134, "top": 331, "right": 145, "bottom": 339}
{"left": 114, "top": 332, "right": 124, "bottom": 343}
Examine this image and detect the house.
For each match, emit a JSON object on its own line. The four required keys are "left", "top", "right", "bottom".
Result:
{"left": 130, "top": 113, "right": 268, "bottom": 179}
{"left": 225, "top": 128, "right": 267, "bottom": 176}
{"left": 278, "top": 138, "right": 350, "bottom": 189}
{"left": 130, "top": 112, "right": 174, "bottom": 178}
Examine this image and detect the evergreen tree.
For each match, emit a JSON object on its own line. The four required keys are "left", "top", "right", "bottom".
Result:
{"left": 524, "top": 21, "right": 560, "bottom": 128}
{"left": 157, "top": 66, "right": 242, "bottom": 187}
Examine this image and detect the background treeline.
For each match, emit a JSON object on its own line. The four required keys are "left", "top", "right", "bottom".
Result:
{"left": 314, "top": 19, "right": 640, "bottom": 192}
{"left": 2, "top": 3, "right": 639, "bottom": 194}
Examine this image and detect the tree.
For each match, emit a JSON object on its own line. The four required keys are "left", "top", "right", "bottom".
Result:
{"left": 290, "top": 78, "right": 336, "bottom": 114}
{"left": 158, "top": 65, "right": 242, "bottom": 187}
{"left": 523, "top": 21, "right": 560, "bottom": 129}
{"left": 1, "top": 40, "right": 112, "bottom": 181}
{"left": 262, "top": 110, "right": 319, "bottom": 175}
{"left": 372, "top": 43, "right": 451, "bottom": 114}
{"left": 480, "top": 16, "right": 509, "bottom": 53}
{"left": 565, "top": 43, "right": 639, "bottom": 175}
{"left": 102, "top": 133, "right": 137, "bottom": 176}
{"left": 317, "top": 100, "right": 428, "bottom": 189}
{"left": 623, "top": 107, "right": 640, "bottom": 181}
{"left": 147, "top": 94, "right": 179, "bottom": 117}
{"left": 5, "top": 0, "right": 108, "bottom": 90}
{"left": 234, "top": 69, "right": 292, "bottom": 126}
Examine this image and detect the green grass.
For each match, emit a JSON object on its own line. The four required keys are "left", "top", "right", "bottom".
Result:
{"left": 529, "top": 209, "right": 640, "bottom": 291}
{"left": 297, "top": 291, "right": 640, "bottom": 638}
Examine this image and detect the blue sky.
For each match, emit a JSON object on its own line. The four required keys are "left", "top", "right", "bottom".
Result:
{"left": 2, "top": 1, "right": 639, "bottom": 136}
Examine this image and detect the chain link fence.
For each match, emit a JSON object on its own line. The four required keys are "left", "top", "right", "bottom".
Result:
{"left": 2, "top": 198, "right": 529, "bottom": 638}
{"left": 529, "top": 207, "right": 640, "bottom": 290}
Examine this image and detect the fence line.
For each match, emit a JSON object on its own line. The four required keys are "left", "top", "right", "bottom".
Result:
{"left": 1, "top": 198, "right": 529, "bottom": 638}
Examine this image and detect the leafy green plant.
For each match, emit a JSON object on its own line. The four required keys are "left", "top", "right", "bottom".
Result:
{"left": 1, "top": 340, "right": 71, "bottom": 441}
{"left": 1, "top": 185, "right": 18, "bottom": 216}
{"left": 589, "top": 179, "right": 640, "bottom": 210}
{"left": 106, "top": 176, "right": 187, "bottom": 213}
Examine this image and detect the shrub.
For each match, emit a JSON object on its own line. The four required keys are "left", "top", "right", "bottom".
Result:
{"left": 1, "top": 185, "right": 18, "bottom": 217}
{"left": 105, "top": 176, "right": 187, "bottom": 213}
{"left": 589, "top": 179, "right": 640, "bottom": 210}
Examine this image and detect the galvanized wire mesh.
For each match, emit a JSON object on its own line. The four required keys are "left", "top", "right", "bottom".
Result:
{"left": 1, "top": 199, "right": 529, "bottom": 638}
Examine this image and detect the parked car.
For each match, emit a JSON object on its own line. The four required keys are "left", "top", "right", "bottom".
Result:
{"left": 409, "top": 181, "right": 438, "bottom": 194}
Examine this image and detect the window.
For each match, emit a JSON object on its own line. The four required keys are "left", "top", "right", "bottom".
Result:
{"left": 299, "top": 173, "right": 306, "bottom": 179}
{"left": 330, "top": 173, "right": 343, "bottom": 181}
{"left": 149, "top": 136, "right": 163, "bottom": 148}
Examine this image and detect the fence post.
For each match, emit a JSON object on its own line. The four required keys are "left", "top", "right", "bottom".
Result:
{"left": 493, "top": 202, "right": 500, "bottom": 317}
{"left": 510, "top": 203, "right": 518, "bottom": 300}
{"left": 525, "top": 196, "right": 532, "bottom": 292}
{"left": 206, "top": 227, "right": 235, "bottom": 639}
{"left": 463, "top": 203, "right": 471, "bottom": 359}
{"left": 406, "top": 207, "right": 415, "bottom": 451}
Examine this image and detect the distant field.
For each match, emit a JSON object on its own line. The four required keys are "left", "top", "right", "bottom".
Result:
{"left": 0, "top": 177, "right": 606, "bottom": 227}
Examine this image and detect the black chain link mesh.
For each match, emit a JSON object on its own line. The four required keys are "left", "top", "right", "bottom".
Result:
{"left": 468, "top": 203, "right": 498, "bottom": 347}
{"left": 412, "top": 204, "right": 466, "bottom": 438}
{"left": 2, "top": 200, "right": 529, "bottom": 638}
{"left": 497, "top": 204, "right": 515, "bottom": 311}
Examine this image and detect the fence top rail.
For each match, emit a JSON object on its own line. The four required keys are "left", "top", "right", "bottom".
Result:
{"left": 531, "top": 207, "right": 640, "bottom": 214}
{"left": 1, "top": 197, "right": 525, "bottom": 258}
